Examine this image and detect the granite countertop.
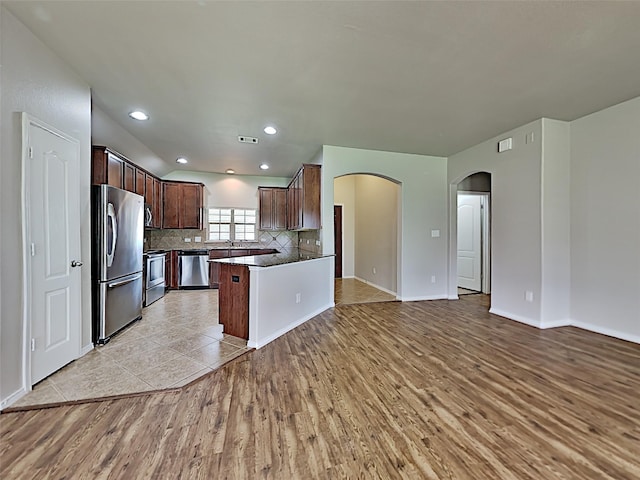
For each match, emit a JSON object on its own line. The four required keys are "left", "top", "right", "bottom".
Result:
{"left": 209, "top": 249, "right": 333, "bottom": 267}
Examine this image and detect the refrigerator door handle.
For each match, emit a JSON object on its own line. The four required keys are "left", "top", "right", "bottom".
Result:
{"left": 108, "top": 273, "right": 142, "bottom": 289}
{"left": 106, "top": 202, "right": 117, "bottom": 267}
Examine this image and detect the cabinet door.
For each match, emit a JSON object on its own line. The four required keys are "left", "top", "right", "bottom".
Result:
{"left": 135, "top": 168, "right": 145, "bottom": 196}
{"left": 91, "top": 147, "right": 107, "bottom": 185}
{"left": 123, "top": 162, "right": 136, "bottom": 192}
{"left": 273, "top": 188, "right": 287, "bottom": 230}
{"left": 144, "top": 174, "right": 154, "bottom": 205}
{"left": 106, "top": 153, "right": 124, "bottom": 188}
{"left": 258, "top": 188, "right": 274, "bottom": 230}
{"left": 153, "top": 177, "right": 162, "bottom": 228}
{"left": 219, "top": 264, "right": 249, "bottom": 339}
{"left": 208, "top": 249, "right": 229, "bottom": 288}
{"left": 180, "top": 183, "right": 203, "bottom": 229}
{"left": 300, "top": 164, "right": 321, "bottom": 229}
{"left": 162, "top": 182, "right": 180, "bottom": 228}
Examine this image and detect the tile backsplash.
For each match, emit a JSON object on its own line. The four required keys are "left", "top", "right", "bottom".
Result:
{"left": 298, "top": 230, "right": 322, "bottom": 254}
{"left": 145, "top": 228, "right": 300, "bottom": 251}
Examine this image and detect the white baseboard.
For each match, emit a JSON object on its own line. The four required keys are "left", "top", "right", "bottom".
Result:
{"left": 489, "top": 308, "right": 540, "bottom": 328}
{"left": 489, "top": 309, "right": 639, "bottom": 344}
{"left": 448, "top": 295, "right": 459, "bottom": 300}
{"left": 571, "top": 321, "right": 640, "bottom": 344}
{"left": 80, "top": 343, "right": 94, "bottom": 357}
{"left": 353, "top": 276, "right": 397, "bottom": 297}
{"left": 539, "top": 319, "right": 572, "bottom": 329}
{"left": 398, "top": 294, "right": 448, "bottom": 302}
{"left": 0, "top": 387, "right": 27, "bottom": 411}
{"left": 248, "top": 303, "right": 334, "bottom": 350}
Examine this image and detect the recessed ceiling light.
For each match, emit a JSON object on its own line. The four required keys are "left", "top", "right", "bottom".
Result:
{"left": 226, "top": 169, "right": 235, "bottom": 175}
{"left": 263, "top": 126, "right": 277, "bottom": 135}
{"left": 176, "top": 157, "right": 188, "bottom": 164}
{"left": 259, "top": 163, "right": 269, "bottom": 170}
{"left": 129, "top": 110, "right": 149, "bottom": 121}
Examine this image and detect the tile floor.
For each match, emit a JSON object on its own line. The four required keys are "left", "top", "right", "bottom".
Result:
{"left": 334, "top": 278, "right": 396, "bottom": 305}
{"left": 12, "top": 290, "right": 249, "bottom": 409}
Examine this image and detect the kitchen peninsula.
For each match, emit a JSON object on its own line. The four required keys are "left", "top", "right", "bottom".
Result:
{"left": 212, "top": 250, "right": 334, "bottom": 349}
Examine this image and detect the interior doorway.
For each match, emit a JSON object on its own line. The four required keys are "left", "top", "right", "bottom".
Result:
{"left": 333, "top": 174, "right": 400, "bottom": 305}
{"left": 334, "top": 205, "right": 343, "bottom": 278}
{"left": 456, "top": 172, "right": 491, "bottom": 296}
{"left": 22, "top": 113, "right": 82, "bottom": 387}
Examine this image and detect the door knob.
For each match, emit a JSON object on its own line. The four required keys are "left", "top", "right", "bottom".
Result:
{"left": 71, "top": 260, "right": 83, "bottom": 267}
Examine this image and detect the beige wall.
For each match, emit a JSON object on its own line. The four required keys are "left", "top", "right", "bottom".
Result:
{"left": 1, "top": 8, "right": 92, "bottom": 406}
{"left": 354, "top": 175, "right": 399, "bottom": 293}
{"left": 162, "top": 170, "right": 289, "bottom": 209}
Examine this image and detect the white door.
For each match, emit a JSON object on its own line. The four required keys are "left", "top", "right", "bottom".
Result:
{"left": 457, "top": 194, "right": 482, "bottom": 291}
{"left": 25, "top": 114, "right": 82, "bottom": 384}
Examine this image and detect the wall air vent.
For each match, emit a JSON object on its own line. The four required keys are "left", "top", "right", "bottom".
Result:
{"left": 238, "top": 135, "right": 258, "bottom": 144}
{"left": 498, "top": 137, "right": 513, "bottom": 153}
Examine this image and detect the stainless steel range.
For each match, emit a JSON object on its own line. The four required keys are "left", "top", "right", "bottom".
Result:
{"left": 144, "top": 252, "right": 166, "bottom": 306}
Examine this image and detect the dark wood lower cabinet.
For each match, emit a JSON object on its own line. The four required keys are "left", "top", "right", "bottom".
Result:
{"left": 219, "top": 263, "right": 249, "bottom": 340}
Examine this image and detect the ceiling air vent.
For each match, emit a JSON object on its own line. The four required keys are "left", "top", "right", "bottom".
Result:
{"left": 238, "top": 135, "right": 258, "bottom": 144}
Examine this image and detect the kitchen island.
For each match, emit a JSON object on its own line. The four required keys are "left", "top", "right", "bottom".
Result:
{"left": 211, "top": 250, "right": 334, "bottom": 349}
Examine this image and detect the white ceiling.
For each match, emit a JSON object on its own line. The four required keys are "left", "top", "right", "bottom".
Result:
{"left": 5, "top": 1, "right": 640, "bottom": 178}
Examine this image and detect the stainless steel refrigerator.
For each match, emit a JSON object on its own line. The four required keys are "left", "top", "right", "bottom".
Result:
{"left": 92, "top": 185, "right": 144, "bottom": 344}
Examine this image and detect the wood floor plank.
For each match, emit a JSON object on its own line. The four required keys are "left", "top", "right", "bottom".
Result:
{"left": 1, "top": 295, "right": 639, "bottom": 479}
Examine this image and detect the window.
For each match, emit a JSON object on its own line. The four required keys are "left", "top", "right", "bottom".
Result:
{"left": 208, "top": 207, "right": 256, "bottom": 241}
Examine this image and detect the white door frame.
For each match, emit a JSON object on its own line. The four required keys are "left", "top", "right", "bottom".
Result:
{"left": 452, "top": 189, "right": 491, "bottom": 297}
{"left": 21, "top": 113, "right": 82, "bottom": 391}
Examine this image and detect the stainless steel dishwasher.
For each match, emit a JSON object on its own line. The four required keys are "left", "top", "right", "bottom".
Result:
{"left": 178, "top": 250, "right": 210, "bottom": 288}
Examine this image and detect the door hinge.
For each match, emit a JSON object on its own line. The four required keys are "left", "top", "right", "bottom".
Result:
{"left": 31, "top": 338, "right": 36, "bottom": 351}
{"left": 30, "top": 243, "right": 36, "bottom": 256}
{"left": 28, "top": 146, "right": 34, "bottom": 159}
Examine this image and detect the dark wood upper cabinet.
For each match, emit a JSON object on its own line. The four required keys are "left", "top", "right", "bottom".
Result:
{"left": 152, "top": 177, "right": 163, "bottom": 228}
{"left": 92, "top": 146, "right": 125, "bottom": 188}
{"left": 123, "top": 162, "right": 135, "bottom": 192}
{"left": 162, "top": 181, "right": 203, "bottom": 229}
{"left": 135, "top": 168, "right": 145, "bottom": 196}
{"left": 162, "top": 182, "right": 180, "bottom": 229}
{"left": 92, "top": 146, "right": 166, "bottom": 228}
{"left": 181, "top": 183, "right": 203, "bottom": 229}
{"left": 106, "top": 153, "right": 124, "bottom": 189}
{"left": 287, "top": 164, "right": 321, "bottom": 230}
{"left": 258, "top": 187, "right": 287, "bottom": 231}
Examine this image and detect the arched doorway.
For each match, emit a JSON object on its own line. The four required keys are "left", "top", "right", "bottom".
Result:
{"left": 454, "top": 172, "right": 491, "bottom": 296}
{"left": 334, "top": 174, "right": 400, "bottom": 305}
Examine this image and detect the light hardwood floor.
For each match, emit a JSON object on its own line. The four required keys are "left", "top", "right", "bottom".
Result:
{"left": 1, "top": 295, "right": 639, "bottom": 479}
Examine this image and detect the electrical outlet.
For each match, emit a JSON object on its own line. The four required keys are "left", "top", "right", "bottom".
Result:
{"left": 295, "top": 293, "right": 301, "bottom": 304}
{"left": 194, "top": 236, "right": 202, "bottom": 242}
{"left": 306, "top": 239, "right": 310, "bottom": 244}
{"left": 315, "top": 240, "right": 321, "bottom": 246}
{"left": 372, "top": 267, "right": 377, "bottom": 275}
{"left": 184, "top": 238, "right": 192, "bottom": 243}
{"left": 431, "top": 276, "right": 436, "bottom": 283}
{"left": 525, "top": 291, "right": 534, "bottom": 302}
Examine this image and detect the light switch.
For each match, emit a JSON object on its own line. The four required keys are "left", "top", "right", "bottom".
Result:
{"left": 184, "top": 238, "right": 192, "bottom": 243}
{"left": 194, "top": 236, "right": 202, "bottom": 242}
{"left": 431, "top": 230, "right": 440, "bottom": 238}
